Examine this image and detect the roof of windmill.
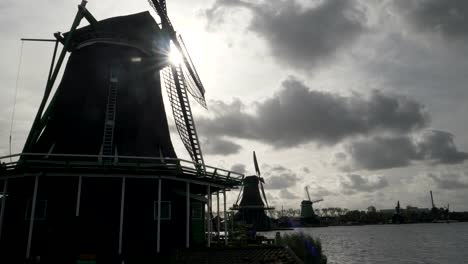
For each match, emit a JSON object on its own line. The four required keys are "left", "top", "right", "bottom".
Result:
{"left": 62, "top": 11, "right": 164, "bottom": 56}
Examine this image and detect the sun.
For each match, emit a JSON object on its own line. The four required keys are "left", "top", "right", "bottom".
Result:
{"left": 168, "top": 41, "right": 183, "bottom": 65}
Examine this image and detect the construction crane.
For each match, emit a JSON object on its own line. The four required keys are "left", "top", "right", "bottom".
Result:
{"left": 430, "top": 190, "right": 436, "bottom": 209}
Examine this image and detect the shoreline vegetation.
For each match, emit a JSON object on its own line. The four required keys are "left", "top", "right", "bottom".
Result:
{"left": 221, "top": 221, "right": 327, "bottom": 263}
{"left": 276, "top": 232, "right": 327, "bottom": 264}
{"left": 272, "top": 207, "right": 468, "bottom": 227}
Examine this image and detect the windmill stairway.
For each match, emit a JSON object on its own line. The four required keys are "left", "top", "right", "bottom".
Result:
{"left": 101, "top": 67, "right": 119, "bottom": 158}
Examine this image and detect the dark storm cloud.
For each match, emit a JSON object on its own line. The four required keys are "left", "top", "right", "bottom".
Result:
{"left": 197, "top": 78, "right": 429, "bottom": 148}
{"left": 340, "top": 174, "right": 389, "bottom": 195}
{"left": 307, "top": 185, "right": 334, "bottom": 198}
{"left": 347, "top": 136, "right": 419, "bottom": 170}
{"left": 418, "top": 130, "right": 468, "bottom": 164}
{"left": 279, "top": 189, "right": 300, "bottom": 199}
{"left": 263, "top": 165, "right": 300, "bottom": 190}
{"left": 205, "top": 0, "right": 367, "bottom": 69}
{"left": 345, "top": 131, "right": 468, "bottom": 170}
{"left": 394, "top": 0, "right": 468, "bottom": 39}
{"left": 201, "top": 137, "right": 242, "bottom": 155}
{"left": 270, "top": 165, "right": 288, "bottom": 172}
{"left": 428, "top": 172, "right": 468, "bottom": 190}
{"left": 230, "top": 163, "right": 246, "bottom": 174}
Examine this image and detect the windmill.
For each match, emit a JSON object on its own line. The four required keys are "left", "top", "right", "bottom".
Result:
{"left": 300, "top": 186, "right": 323, "bottom": 219}
{"left": 21, "top": 0, "right": 208, "bottom": 170}
{"left": 232, "top": 151, "right": 274, "bottom": 231}
{"left": 0, "top": 1, "right": 247, "bottom": 261}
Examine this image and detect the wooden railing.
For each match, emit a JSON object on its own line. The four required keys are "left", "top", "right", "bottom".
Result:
{"left": 0, "top": 153, "right": 243, "bottom": 183}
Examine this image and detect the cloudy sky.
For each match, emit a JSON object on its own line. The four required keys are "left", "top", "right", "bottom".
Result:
{"left": 1, "top": 0, "right": 468, "bottom": 211}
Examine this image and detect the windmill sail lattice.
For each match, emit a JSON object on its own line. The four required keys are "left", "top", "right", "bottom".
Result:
{"left": 162, "top": 65, "right": 204, "bottom": 166}
{"left": 149, "top": 0, "right": 207, "bottom": 166}
{"left": 178, "top": 35, "right": 206, "bottom": 108}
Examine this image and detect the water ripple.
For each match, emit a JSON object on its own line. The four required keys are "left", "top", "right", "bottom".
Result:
{"left": 263, "top": 222, "right": 468, "bottom": 264}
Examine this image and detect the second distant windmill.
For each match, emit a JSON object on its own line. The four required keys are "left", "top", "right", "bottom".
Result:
{"left": 300, "top": 186, "right": 323, "bottom": 219}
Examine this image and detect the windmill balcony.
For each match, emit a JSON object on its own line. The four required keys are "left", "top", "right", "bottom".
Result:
{"left": 0, "top": 153, "right": 242, "bottom": 184}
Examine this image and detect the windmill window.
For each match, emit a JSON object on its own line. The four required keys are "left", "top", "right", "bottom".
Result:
{"left": 191, "top": 202, "right": 203, "bottom": 219}
{"left": 25, "top": 199, "right": 48, "bottom": 220}
{"left": 154, "top": 201, "right": 171, "bottom": 220}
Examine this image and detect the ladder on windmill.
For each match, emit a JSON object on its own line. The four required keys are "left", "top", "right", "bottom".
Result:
{"left": 101, "top": 67, "right": 119, "bottom": 157}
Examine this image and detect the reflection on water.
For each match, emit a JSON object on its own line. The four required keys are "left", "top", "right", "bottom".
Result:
{"left": 262, "top": 222, "right": 468, "bottom": 264}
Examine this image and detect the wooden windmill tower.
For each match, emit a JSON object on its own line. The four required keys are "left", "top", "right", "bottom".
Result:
{"left": 300, "top": 186, "right": 323, "bottom": 219}
{"left": 232, "top": 152, "right": 274, "bottom": 231}
{"left": 0, "top": 1, "right": 243, "bottom": 262}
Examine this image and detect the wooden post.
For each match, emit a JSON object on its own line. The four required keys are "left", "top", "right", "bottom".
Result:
{"left": 118, "top": 177, "right": 126, "bottom": 257}
{"left": 231, "top": 211, "right": 234, "bottom": 239}
{"left": 0, "top": 179, "right": 8, "bottom": 240}
{"left": 186, "top": 182, "right": 190, "bottom": 248}
{"left": 207, "top": 185, "right": 211, "bottom": 248}
{"left": 75, "top": 176, "right": 82, "bottom": 216}
{"left": 217, "top": 192, "right": 220, "bottom": 238}
{"left": 157, "top": 178, "right": 162, "bottom": 253}
{"left": 224, "top": 189, "right": 228, "bottom": 245}
{"left": 26, "top": 175, "right": 39, "bottom": 259}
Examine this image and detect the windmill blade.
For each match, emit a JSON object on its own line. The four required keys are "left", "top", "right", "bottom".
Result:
{"left": 177, "top": 34, "right": 206, "bottom": 108}
{"left": 148, "top": 0, "right": 172, "bottom": 30}
{"left": 148, "top": 0, "right": 206, "bottom": 107}
{"left": 254, "top": 151, "right": 270, "bottom": 211}
{"left": 259, "top": 180, "right": 269, "bottom": 209}
{"left": 178, "top": 36, "right": 206, "bottom": 107}
{"left": 235, "top": 186, "right": 243, "bottom": 206}
{"left": 253, "top": 151, "right": 261, "bottom": 176}
{"left": 259, "top": 180, "right": 274, "bottom": 219}
{"left": 159, "top": 0, "right": 167, "bottom": 14}
{"left": 162, "top": 65, "right": 204, "bottom": 166}
{"left": 235, "top": 175, "right": 245, "bottom": 205}
{"left": 311, "top": 199, "right": 324, "bottom": 204}
{"left": 305, "top": 186, "right": 311, "bottom": 201}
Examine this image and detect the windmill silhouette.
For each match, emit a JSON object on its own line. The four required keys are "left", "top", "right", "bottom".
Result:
{"left": 0, "top": 1, "right": 244, "bottom": 261}
{"left": 232, "top": 152, "right": 274, "bottom": 231}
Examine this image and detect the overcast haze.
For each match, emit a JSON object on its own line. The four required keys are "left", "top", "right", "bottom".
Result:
{"left": 1, "top": 0, "right": 468, "bottom": 212}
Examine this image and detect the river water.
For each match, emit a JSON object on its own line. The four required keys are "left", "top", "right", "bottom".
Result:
{"left": 262, "top": 222, "right": 468, "bottom": 264}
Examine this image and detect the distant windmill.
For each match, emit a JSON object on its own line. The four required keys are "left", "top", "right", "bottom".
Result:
{"left": 300, "top": 186, "right": 323, "bottom": 219}
{"left": 232, "top": 151, "right": 274, "bottom": 230}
